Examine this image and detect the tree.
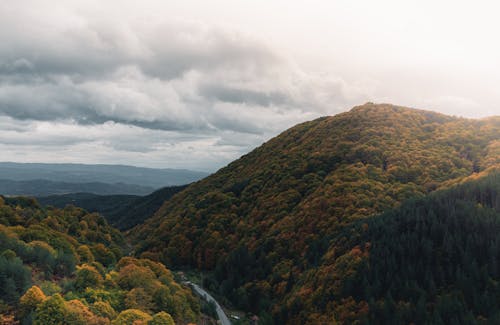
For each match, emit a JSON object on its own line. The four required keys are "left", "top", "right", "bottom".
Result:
{"left": 117, "top": 264, "right": 155, "bottom": 290}
{"left": 111, "top": 309, "right": 152, "bottom": 325}
{"left": 33, "top": 294, "right": 67, "bottom": 325}
{"left": 78, "top": 245, "right": 95, "bottom": 264}
{"left": 0, "top": 256, "right": 32, "bottom": 304}
{"left": 19, "top": 286, "right": 46, "bottom": 321}
{"left": 91, "top": 244, "right": 116, "bottom": 267}
{"left": 91, "top": 301, "right": 117, "bottom": 320}
{"left": 28, "top": 241, "right": 56, "bottom": 276}
{"left": 152, "top": 287, "right": 175, "bottom": 316}
{"left": 148, "top": 312, "right": 175, "bottom": 325}
{"left": 19, "top": 286, "right": 47, "bottom": 312}
{"left": 1, "top": 249, "right": 16, "bottom": 260}
{"left": 65, "top": 299, "right": 108, "bottom": 325}
{"left": 125, "top": 288, "right": 154, "bottom": 313}
{"left": 75, "top": 264, "right": 104, "bottom": 291}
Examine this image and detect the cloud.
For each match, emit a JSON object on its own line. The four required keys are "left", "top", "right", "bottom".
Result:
{"left": 198, "top": 83, "right": 290, "bottom": 107}
{"left": 0, "top": 118, "right": 235, "bottom": 170}
{"left": 0, "top": 3, "right": 363, "bottom": 134}
{"left": 0, "top": 1, "right": 370, "bottom": 170}
{"left": 1, "top": 1, "right": 498, "bottom": 171}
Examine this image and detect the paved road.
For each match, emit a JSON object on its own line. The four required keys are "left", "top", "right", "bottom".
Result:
{"left": 188, "top": 282, "right": 232, "bottom": 325}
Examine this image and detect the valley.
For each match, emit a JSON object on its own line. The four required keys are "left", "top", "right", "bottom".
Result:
{"left": 38, "top": 185, "right": 187, "bottom": 230}
{"left": 1, "top": 103, "right": 500, "bottom": 324}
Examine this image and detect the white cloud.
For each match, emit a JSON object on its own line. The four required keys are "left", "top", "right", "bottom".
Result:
{"left": 0, "top": 0, "right": 498, "bottom": 170}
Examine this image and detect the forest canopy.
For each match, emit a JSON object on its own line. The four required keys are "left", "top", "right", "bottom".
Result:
{"left": 132, "top": 104, "right": 500, "bottom": 323}
{"left": 0, "top": 197, "right": 199, "bottom": 324}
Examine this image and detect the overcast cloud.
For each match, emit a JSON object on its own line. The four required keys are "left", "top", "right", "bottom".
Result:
{"left": 0, "top": 0, "right": 499, "bottom": 171}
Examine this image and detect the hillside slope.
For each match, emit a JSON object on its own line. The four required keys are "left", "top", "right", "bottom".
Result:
{"left": 132, "top": 103, "right": 500, "bottom": 323}
{"left": 38, "top": 185, "right": 187, "bottom": 230}
{"left": 325, "top": 169, "right": 500, "bottom": 324}
{"left": 0, "top": 196, "right": 199, "bottom": 324}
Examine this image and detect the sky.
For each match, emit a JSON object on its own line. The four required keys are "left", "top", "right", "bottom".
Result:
{"left": 1, "top": 0, "right": 499, "bottom": 171}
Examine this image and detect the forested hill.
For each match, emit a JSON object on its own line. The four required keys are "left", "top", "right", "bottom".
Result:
{"left": 131, "top": 103, "right": 500, "bottom": 323}
{"left": 0, "top": 196, "right": 199, "bottom": 324}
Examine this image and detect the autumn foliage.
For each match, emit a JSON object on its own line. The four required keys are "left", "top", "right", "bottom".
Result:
{"left": 132, "top": 103, "right": 500, "bottom": 323}
{"left": 0, "top": 199, "right": 198, "bottom": 324}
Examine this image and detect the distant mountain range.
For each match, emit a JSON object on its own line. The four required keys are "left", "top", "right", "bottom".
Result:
{"left": 0, "top": 162, "right": 208, "bottom": 195}
{"left": 0, "top": 179, "right": 155, "bottom": 196}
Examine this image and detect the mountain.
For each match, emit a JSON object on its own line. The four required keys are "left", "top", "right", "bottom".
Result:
{"left": 0, "top": 163, "right": 208, "bottom": 195}
{"left": 131, "top": 103, "right": 500, "bottom": 324}
{"left": 0, "top": 196, "right": 199, "bottom": 324}
{"left": 38, "top": 185, "right": 187, "bottom": 230}
{"left": 0, "top": 179, "right": 155, "bottom": 196}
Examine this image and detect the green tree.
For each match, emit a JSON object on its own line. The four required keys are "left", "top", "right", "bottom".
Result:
{"left": 1, "top": 249, "right": 16, "bottom": 260}
{"left": 77, "top": 245, "right": 95, "bottom": 264}
{"left": 117, "top": 264, "right": 155, "bottom": 290}
{"left": 125, "top": 288, "right": 154, "bottom": 313}
{"left": 75, "top": 264, "right": 104, "bottom": 291}
{"left": 149, "top": 312, "right": 175, "bottom": 325}
{"left": 0, "top": 255, "right": 31, "bottom": 304}
{"left": 65, "top": 299, "right": 107, "bottom": 325}
{"left": 112, "top": 309, "right": 152, "bottom": 325}
{"left": 33, "top": 294, "right": 67, "bottom": 325}
{"left": 91, "top": 244, "right": 116, "bottom": 267}
{"left": 91, "top": 301, "right": 117, "bottom": 320}
{"left": 19, "top": 286, "right": 47, "bottom": 323}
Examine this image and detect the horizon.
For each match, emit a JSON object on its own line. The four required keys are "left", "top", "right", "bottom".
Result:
{"left": 0, "top": 160, "right": 210, "bottom": 173}
{"left": 1, "top": 102, "right": 499, "bottom": 172}
{"left": 1, "top": 1, "right": 500, "bottom": 170}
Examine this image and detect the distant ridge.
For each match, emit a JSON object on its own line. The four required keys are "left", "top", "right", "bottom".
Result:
{"left": 0, "top": 179, "right": 155, "bottom": 196}
{"left": 0, "top": 162, "right": 208, "bottom": 196}
{"left": 0, "top": 162, "right": 208, "bottom": 188}
{"left": 38, "top": 185, "right": 187, "bottom": 229}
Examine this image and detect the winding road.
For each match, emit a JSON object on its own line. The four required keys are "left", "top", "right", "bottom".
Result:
{"left": 187, "top": 282, "right": 232, "bottom": 325}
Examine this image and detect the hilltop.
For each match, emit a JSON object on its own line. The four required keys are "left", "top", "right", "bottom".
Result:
{"left": 132, "top": 103, "right": 500, "bottom": 323}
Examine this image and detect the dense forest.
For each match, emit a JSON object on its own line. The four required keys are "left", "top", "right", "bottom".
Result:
{"left": 0, "top": 196, "right": 199, "bottom": 324}
{"left": 320, "top": 168, "right": 500, "bottom": 324}
{"left": 38, "top": 185, "right": 187, "bottom": 230}
{"left": 131, "top": 103, "right": 500, "bottom": 323}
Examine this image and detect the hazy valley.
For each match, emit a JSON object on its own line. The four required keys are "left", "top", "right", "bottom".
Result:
{"left": 0, "top": 163, "right": 207, "bottom": 196}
